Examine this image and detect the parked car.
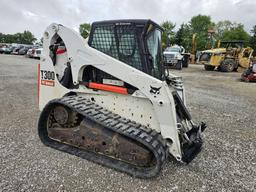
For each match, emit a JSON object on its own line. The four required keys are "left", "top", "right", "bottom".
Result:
{"left": 0, "top": 44, "right": 9, "bottom": 53}
{"left": 4, "top": 46, "right": 16, "bottom": 54}
{"left": 12, "top": 46, "right": 24, "bottom": 55}
{"left": 18, "top": 46, "right": 32, "bottom": 55}
{"left": 26, "top": 48, "right": 33, "bottom": 57}
{"left": 26, "top": 46, "right": 39, "bottom": 58}
{"left": 0, "top": 47, "right": 7, "bottom": 54}
{"left": 32, "top": 48, "right": 43, "bottom": 59}
{"left": 0, "top": 45, "right": 16, "bottom": 54}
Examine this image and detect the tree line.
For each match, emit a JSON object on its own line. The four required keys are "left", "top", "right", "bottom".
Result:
{"left": 161, "top": 15, "right": 256, "bottom": 52}
{"left": 0, "top": 30, "right": 36, "bottom": 45}
{"left": 79, "top": 14, "right": 256, "bottom": 52}
{"left": 0, "top": 14, "right": 255, "bottom": 52}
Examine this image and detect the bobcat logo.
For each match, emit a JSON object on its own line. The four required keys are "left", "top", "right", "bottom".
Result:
{"left": 150, "top": 86, "right": 161, "bottom": 94}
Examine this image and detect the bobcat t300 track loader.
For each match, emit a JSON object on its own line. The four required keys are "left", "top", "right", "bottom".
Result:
{"left": 38, "top": 19, "right": 206, "bottom": 178}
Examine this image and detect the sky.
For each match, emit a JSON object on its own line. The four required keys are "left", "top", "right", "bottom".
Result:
{"left": 0, "top": 0, "right": 256, "bottom": 39}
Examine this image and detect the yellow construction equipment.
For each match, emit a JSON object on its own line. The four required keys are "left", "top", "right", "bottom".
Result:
{"left": 198, "top": 40, "right": 254, "bottom": 72}
{"left": 190, "top": 34, "right": 197, "bottom": 64}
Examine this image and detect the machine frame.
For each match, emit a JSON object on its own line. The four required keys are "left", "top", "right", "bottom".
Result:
{"left": 39, "top": 23, "right": 189, "bottom": 161}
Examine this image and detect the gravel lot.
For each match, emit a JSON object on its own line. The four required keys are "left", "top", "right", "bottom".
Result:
{"left": 0, "top": 54, "right": 255, "bottom": 192}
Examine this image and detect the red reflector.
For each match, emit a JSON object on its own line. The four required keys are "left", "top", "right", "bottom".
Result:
{"left": 56, "top": 48, "right": 66, "bottom": 55}
{"left": 88, "top": 82, "right": 128, "bottom": 95}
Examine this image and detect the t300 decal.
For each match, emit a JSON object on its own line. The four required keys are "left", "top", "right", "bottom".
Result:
{"left": 40, "top": 70, "right": 55, "bottom": 87}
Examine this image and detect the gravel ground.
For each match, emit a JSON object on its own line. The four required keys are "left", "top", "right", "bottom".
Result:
{"left": 0, "top": 55, "right": 255, "bottom": 192}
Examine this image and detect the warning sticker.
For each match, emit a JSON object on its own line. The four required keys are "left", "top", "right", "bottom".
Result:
{"left": 41, "top": 80, "right": 55, "bottom": 87}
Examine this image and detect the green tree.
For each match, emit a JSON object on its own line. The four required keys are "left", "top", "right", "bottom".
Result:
{"left": 79, "top": 23, "right": 91, "bottom": 39}
{"left": 160, "top": 21, "right": 176, "bottom": 48}
{"left": 0, "top": 33, "right": 4, "bottom": 42}
{"left": 189, "top": 14, "right": 215, "bottom": 50}
{"left": 222, "top": 24, "right": 249, "bottom": 42}
{"left": 175, "top": 23, "right": 184, "bottom": 46}
{"left": 249, "top": 25, "right": 256, "bottom": 50}
{"left": 0, "top": 30, "right": 36, "bottom": 44}
{"left": 215, "top": 21, "right": 249, "bottom": 42}
{"left": 215, "top": 20, "right": 234, "bottom": 39}
{"left": 21, "top": 30, "right": 36, "bottom": 44}
{"left": 175, "top": 23, "right": 192, "bottom": 50}
{"left": 183, "top": 24, "right": 194, "bottom": 51}
{"left": 3, "top": 34, "right": 14, "bottom": 43}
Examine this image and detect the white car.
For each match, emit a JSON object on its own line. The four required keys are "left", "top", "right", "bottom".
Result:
{"left": 26, "top": 48, "right": 33, "bottom": 57}
{"left": 33, "top": 48, "right": 43, "bottom": 59}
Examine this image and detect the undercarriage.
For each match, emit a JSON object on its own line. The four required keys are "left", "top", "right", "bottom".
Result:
{"left": 38, "top": 95, "right": 168, "bottom": 178}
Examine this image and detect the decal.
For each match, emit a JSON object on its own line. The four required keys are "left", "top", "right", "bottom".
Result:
{"left": 41, "top": 80, "right": 54, "bottom": 86}
{"left": 150, "top": 86, "right": 161, "bottom": 94}
{"left": 40, "top": 70, "right": 55, "bottom": 86}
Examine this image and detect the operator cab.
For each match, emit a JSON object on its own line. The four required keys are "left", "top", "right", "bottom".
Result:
{"left": 220, "top": 40, "right": 245, "bottom": 49}
{"left": 88, "top": 19, "right": 164, "bottom": 80}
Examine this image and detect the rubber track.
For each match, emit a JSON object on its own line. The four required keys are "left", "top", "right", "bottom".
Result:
{"left": 38, "top": 95, "right": 168, "bottom": 178}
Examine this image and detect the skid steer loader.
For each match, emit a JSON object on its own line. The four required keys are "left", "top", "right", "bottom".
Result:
{"left": 38, "top": 19, "right": 206, "bottom": 178}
